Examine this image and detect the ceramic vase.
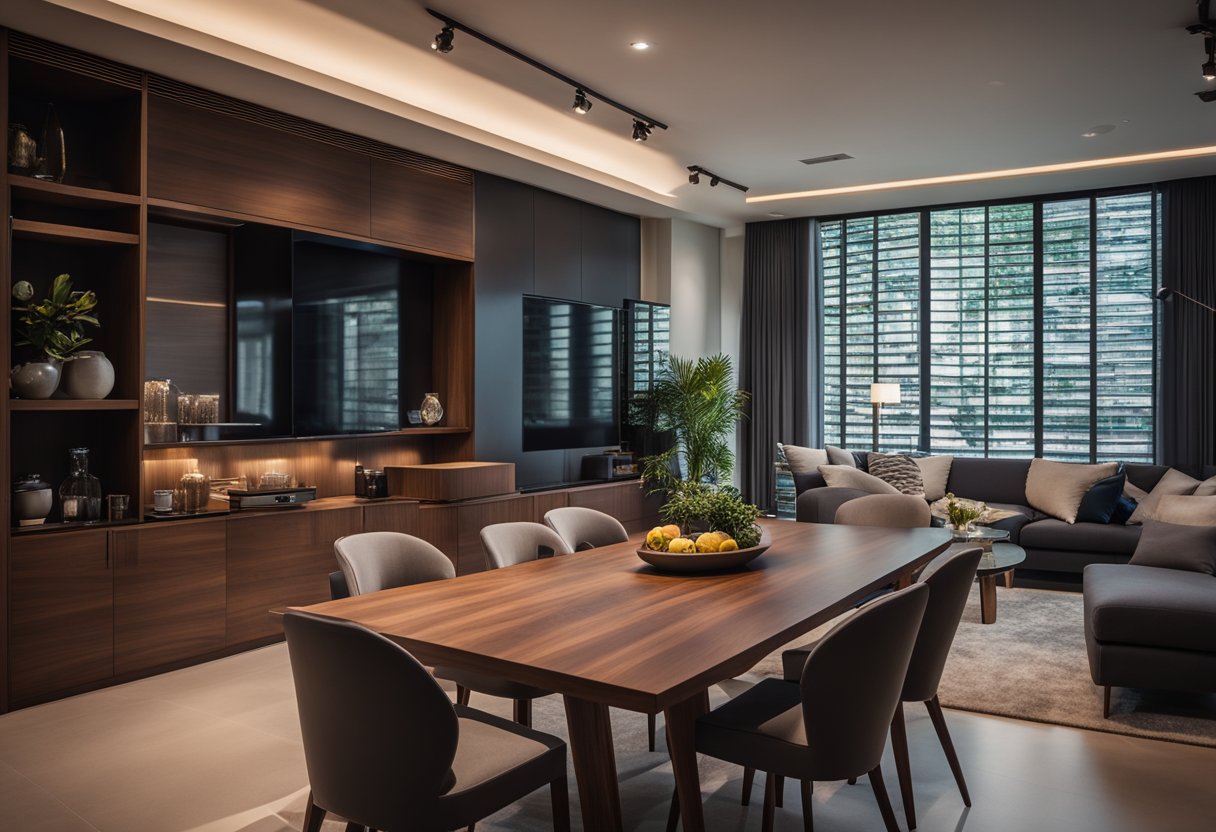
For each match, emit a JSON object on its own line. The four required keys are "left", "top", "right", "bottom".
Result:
{"left": 420, "top": 392, "right": 444, "bottom": 426}
{"left": 10, "top": 360, "right": 61, "bottom": 399}
{"left": 61, "top": 350, "right": 114, "bottom": 399}
{"left": 12, "top": 474, "right": 52, "bottom": 527}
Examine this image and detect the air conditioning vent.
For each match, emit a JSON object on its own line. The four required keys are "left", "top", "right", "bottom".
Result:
{"left": 799, "top": 153, "right": 854, "bottom": 166}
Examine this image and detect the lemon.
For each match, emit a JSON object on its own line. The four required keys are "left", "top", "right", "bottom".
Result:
{"left": 695, "top": 532, "right": 721, "bottom": 553}
{"left": 646, "top": 527, "right": 666, "bottom": 551}
{"left": 718, "top": 538, "right": 739, "bottom": 552}
{"left": 668, "top": 537, "right": 695, "bottom": 554}
{"left": 661, "top": 524, "right": 682, "bottom": 539}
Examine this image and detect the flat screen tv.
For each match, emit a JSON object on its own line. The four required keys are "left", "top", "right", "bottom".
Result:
{"left": 522, "top": 295, "right": 620, "bottom": 452}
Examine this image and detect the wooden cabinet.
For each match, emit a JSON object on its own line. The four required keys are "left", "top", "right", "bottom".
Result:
{"left": 8, "top": 531, "right": 113, "bottom": 706}
{"left": 362, "top": 500, "right": 420, "bottom": 536}
{"left": 371, "top": 159, "right": 473, "bottom": 259}
{"left": 569, "top": 481, "right": 663, "bottom": 533}
{"left": 225, "top": 507, "right": 362, "bottom": 644}
{"left": 416, "top": 504, "right": 459, "bottom": 572}
{"left": 112, "top": 523, "right": 226, "bottom": 676}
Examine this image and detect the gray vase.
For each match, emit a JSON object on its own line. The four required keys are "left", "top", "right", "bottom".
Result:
{"left": 61, "top": 350, "right": 114, "bottom": 399}
{"left": 10, "top": 360, "right": 61, "bottom": 399}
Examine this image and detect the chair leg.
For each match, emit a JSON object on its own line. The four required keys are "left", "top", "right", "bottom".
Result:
{"left": 456, "top": 685, "right": 471, "bottom": 706}
{"left": 666, "top": 786, "right": 680, "bottom": 832}
{"left": 741, "top": 766, "right": 756, "bottom": 805}
{"left": 799, "top": 779, "right": 814, "bottom": 832}
{"left": 1103, "top": 685, "right": 1112, "bottom": 719}
{"left": 551, "top": 774, "right": 571, "bottom": 832}
{"left": 847, "top": 776, "right": 857, "bottom": 785}
{"left": 867, "top": 763, "right": 901, "bottom": 832}
{"left": 774, "top": 774, "right": 784, "bottom": 807}
{"left": 302, "top": 791, "right": 326, "bottom": 832}
{"left": 343, "top": 824, "right": 365, "bottom": 832}
{"left": 762, "top": 771, "right": 777, "bottom": 832}
{"left": 513, "top": 697, "right": 532, "bottom": 728}
{"left": 649, "top": 712, "right": 657, "bottom": 751}
{"left": 890, "top": 703, "right": 916, "bottom": 830}
{"left": 925, "top": 696, "right": 971, "bottom": 807}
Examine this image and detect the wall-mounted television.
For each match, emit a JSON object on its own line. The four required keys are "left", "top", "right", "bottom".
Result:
{"left": 522, "top": 295, "right": 620, "bottom": 452}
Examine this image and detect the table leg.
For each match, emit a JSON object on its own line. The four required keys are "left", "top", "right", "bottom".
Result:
{"left": 979, "top": 575, "right": 997, "bottom": 624}
{"left": 665, "top": 688, "right": 710, "bottom": 832}
{"left": 562, "top": 695, "right": 622, "bottom": 832}
{"left": 1004, "top": 568, "right": 1015, "bottom": 589}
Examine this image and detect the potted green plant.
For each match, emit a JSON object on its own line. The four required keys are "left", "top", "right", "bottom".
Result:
{"left": 10, "top": 274, "right": 100, "bottom": 399}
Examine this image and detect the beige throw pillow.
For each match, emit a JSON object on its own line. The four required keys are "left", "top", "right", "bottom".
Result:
{"left": 782, "top": 444, "right": 829, "bottom": 476}
{"left": 1128, "top": 468, "right": 1201, "bottom": 525}
{"left": 1192, "top": 475, "right": 1216, "bottom": 497}
{"left": 817, "top": 464, "right": 900, "bottom": 494}
{"left": 1025, "top": 459, "right": 1118, "bottom": 524}
{"left": 1154, "top": 495, "right": 1216, "bottom": 527}
{"left": 825, "top": 446, "right": 857, "bottom": 467}
{"left": 913, "top": 455, "right": 953, "bottom": 501}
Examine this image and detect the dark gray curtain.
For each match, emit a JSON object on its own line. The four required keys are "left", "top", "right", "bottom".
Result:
{"left": 740, "top": 218, "right": 818, "bottom": 509}
{"left": 1160, "top": 177, "right": 1216, "bottom": 468}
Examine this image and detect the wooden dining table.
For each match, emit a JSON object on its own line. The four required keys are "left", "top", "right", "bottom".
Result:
{"left": 294, "top": 518, "right": 951, "bottom": 832}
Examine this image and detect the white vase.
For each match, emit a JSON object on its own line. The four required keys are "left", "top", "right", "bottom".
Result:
{"left": 10, "top": 360, "right": 61, "bottom": 399}
{"left": 61, "top": 350, "right": 115, "bottom": 399}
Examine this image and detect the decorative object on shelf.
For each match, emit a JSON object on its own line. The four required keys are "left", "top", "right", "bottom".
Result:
{"left": 354, "top": 464, "right": 367, "bottom": 497}
{"left": 60, "top": 350, "right": 114, "bottom": 399}
{"left": 258, "top": 471, "right": 291, "bottom": 490}
{"left": 106, "top": 493, "right": 129, "bottom": 521}
{"left": 180, "top": 470, "right": 211, "bottom": 513}
{"left": 870, "top": 382, "right": 901, "bottom": 451}
{"left": 7, "top": 123, "right": 37, "bottom": 174}
{"left": 12, "top": 474, "right": 53, "bottom": 527}
{"left": 33, "top": 103, "right": 66, "bottom": 183}
{"left": 10, "top": 274, "right": 99, "bottom": 399}
{"left": 363, "top": 470, "right": 388, "bottom": 499}
{"left": 153, "top": 489, "right": 174, "bottom": 513}
{"left": 406, "top": 409, "right": 423, "bottom": 425}
{"left": 59, "top": 447, "right": 102, "bottom": 522}
{"left": 208, "top": 476, "right": 248, "bottom": 501}
{"left": 10, "top": 360, "right": 61, "bottom": 400}
{"left": 177, "top": 393, "right": 221, "bottom": 424}
{"left": 420, "top": 392, "right": 444, "bottom": 426}
{"left": 143, "top": 378, "right": 180, "bottom": 443}
{"left": 944, "top": 492, "right": 985, "bottom": 535}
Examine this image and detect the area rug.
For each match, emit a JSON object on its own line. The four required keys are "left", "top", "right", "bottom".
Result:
{"left": 754, "top": 585, "right": 1216, "bottom": 749}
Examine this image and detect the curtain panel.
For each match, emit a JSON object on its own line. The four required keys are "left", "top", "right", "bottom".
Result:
{"left": 1159, "top": 177, "right": 1216, "bottom": 468}
{"left": 739, "top": 218, "right": 818, "bottom": 509}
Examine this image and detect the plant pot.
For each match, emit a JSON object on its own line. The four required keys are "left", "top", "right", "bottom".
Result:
{"left": 61, "top": 350, "right": 114, "bottom": 399}
{"left": 10, "top": 359, "right": 61, "bottom": 399}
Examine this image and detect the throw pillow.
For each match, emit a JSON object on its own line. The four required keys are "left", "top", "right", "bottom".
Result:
{"left": 1025, "top": 459, "right": 1118, "bottom": 524}
{"left": 817, "top": 464, "right": 900, "bottom": 494}
{"left": 867, "top": 453, "right": 925, "bottom": 497}
{"left": 1153, "top": 495, "right": 1216, "bottom": 527}
{"left": 1128, "top": 468, "right": 1202, "bottom": 524}
{"left": 913, "top": 455, "right": 953, "bottom": 501}
{"left": 1129, "top": 519, "right": 1216, "bottom": 574}
{"left": 1075, "top": 465, "right": 1127, "bottom": 524}
{"left": 825, "top": 445, "right": 857, "bottom": 467}
{"left": 1110, "top": 494, "right": 1138, "bottom": 525}
{"left": 781, "top": 444, "right": 829, "bottom": 476}
{"left": 1192, "top": 474, "right": 1216, "bottom": 497}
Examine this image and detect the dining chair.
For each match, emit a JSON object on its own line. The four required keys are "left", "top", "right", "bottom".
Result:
{"left": 834, "top": 493, "right": 932, "bottom": 527}
{"left": 671, "top": 583, "right": 929, "bottom": 832}
{"left": 284, "top": 610, "right": 570, "bottom": 832}
{"left": 480, "top": 521, "right": 572, "bottom": 569}
{"left": 333, "top": 531, "right": 546, "bottom": 728}
{"left": 779, "top": 546, "right": 983, "bottom": 829}
{"left": 543, "top": 506, "right": 629, "bottom": 551}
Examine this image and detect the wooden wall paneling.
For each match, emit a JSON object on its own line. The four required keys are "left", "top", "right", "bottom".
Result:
{"left": 455, "top": 494, "right": 536, "bottom": 575}
{"left": 370, "top": 159, "right": 473, "bottom": 259}
{"left": 362, "top": 500, "right": 420, "bottom": 535}
{"left": 8, "top": 530, "right": 114, "bottom": 706}
{"left": 147, "top": 95, "right": 371, "bottom": 237}
{"left": 432, "top": 262, "right": 475, "bottom": 431}
{"left": 1, "top": 28, "right": 11, "bottom": 714}
{"left": 533, "top": 490, "right": 569, "bottom": 518}
{"left": 416, "top": 504, "right": 459, "bottom": 570}
{"left": 112, "top": 522, "right": 226, "bottom": 675}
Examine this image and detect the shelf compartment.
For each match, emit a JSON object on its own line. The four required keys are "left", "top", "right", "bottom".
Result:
{"left": 12, "top": 517, "right": 141, "bottom": 536}
{"left": 10, "top": 399, "right": 140, "bottom": 411}
{"left": 11, "top": 177, "right": 142, "bottom": 236}
{"left": 9, "top": 176, "right": 141, "bottom": 208}
{"left": 12, "top": 219, "right": 140, "bottom": 246}
{"left": 143, "top": 426, "right": 471, "bottom": 450}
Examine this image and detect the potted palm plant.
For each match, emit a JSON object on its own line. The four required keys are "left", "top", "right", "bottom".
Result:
{"left": 10, "top": 274, "right": 100, "bottom": 399}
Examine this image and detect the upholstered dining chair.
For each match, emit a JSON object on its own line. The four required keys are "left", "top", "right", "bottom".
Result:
{"left": 333, "top": 531, "right": 546, "bottom": 728}
{"left": 543, "top": 506, "right": 629, "bottom": 551}
{"left": 668, "top": 583, "right": 929, "bottom": 832}
{"left": 779, "top": 546, "right": 983, "bottom": 829}
{"left": 480, "top": 521, "right": 572, "bottom": 569}
{"left": 284, "top": 610, "right": 570, "bottom": 832}
{"left": 834, "top": 493, "right": 932, "bottom": 527}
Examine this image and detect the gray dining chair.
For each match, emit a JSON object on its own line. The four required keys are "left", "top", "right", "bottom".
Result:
{"left": 333, "top": 531, "right": 546, "bottom": 727}
{"left": 480, "top": 521, "right": 572, "bottom": 569}
{"left": 543, "top": 506, "right": 629, "bottom": 551}
{"left": 284, "top": 610, "right": 570, "bottom": 832}
{"left": 834, "top": 493, "right": 931, "bottom": 527}
{"left": 671, "top": 583, "right": 929, "bottom": 832}
{"left": 779, "top": 546, "right": 982, "bottom": 829}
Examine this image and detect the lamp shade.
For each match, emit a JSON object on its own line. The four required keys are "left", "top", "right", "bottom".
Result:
{"left": 870, "top": 383, "right": 901, "bottom": 405}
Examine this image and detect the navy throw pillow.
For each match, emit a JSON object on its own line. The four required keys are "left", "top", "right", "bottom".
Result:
{"left": 1110, "top": 494, "right": 1138, "bottom": 524}
{"left": 1076, "top": 465, "right": 1127, "bottom": 524}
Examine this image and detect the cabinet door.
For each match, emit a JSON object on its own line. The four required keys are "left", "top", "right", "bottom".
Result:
{"left": 112, "top": 523, "right": 227, "bottom": 676}
{"left": 9, "top": 531, "right": 113, "bottom": 705}
{"left": 370, "top": 159, "right": 473, "bottom": 259}
{"left": 226, "top": 508, "right": 362, "bottom": 645}
{"left": 362, "top": 500, "right": 420, "bottom": 536}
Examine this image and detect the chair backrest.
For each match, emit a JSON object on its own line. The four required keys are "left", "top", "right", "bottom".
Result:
{"left": 480, "top": 521, "right": 573, "bottom": 569}
{"left": 799, "top": 583, "right": 929, "bottom": 780}
{"left": 903, "top": 547, "right": 983, "bottom": 702}
{"left": 284, "top": 610, "right": 458, "bottom": 831}
{"left": 334, "top": 532, "right": 455, "bottom": 596}
{"left": 544, "top": 506, "right": 629, "bottom": 551}
{"left": 834, "top": 494, "right": 931, "bottom": 528}
{"left": 328, "top": 570, "right": 350, "bottom": 600}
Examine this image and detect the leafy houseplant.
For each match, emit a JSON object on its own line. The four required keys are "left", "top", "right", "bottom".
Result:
{"left": 660, "top": 480, "right": 762, "bottom": 549}
{"left": 944, "top": 493, "right": 985, "bottom": 532}
{"left": 12, "top": 274, "right": 99, "bottom": 361}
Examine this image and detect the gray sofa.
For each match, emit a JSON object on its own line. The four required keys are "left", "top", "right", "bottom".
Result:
{"left": 794, "top": 457, "right": 1188, "bottom": 581}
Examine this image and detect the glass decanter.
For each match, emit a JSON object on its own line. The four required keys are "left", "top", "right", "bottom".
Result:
{"left": 59, "top": 447, "right": 102, "bottom": 522}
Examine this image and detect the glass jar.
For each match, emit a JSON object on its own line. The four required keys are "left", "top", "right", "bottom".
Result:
{"left": 59, "top": 448, "right": 101, "bottom": 522}
{"left": 180, "top": 471, "right": 211, "bottom": 514}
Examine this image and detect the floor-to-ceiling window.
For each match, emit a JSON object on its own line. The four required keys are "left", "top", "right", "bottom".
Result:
{"left": 821, "top": 189, "right": 1158, "bottom": 462}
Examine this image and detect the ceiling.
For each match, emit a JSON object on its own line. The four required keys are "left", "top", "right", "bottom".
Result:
{"left": 3, "top": 0, "right": 1214, "bottom": 227}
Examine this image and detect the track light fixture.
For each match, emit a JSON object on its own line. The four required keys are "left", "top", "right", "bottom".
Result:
{"left": 686, "top": 165, "right": 749, "bottom": 193}
{"left": 1189, "top": 2, "right": 1216, "bottom": 82}
{"left": 1205, "top": 37, "right": 1216, "bottom": 80}
{"left": 431, "top": 25, "right": 454, "bottom": 53}
{"left": 426, "top": 8, "right": 668, "bottom": 143}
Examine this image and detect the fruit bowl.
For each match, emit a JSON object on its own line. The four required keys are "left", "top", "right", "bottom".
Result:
{"left": 636, "top": 530, "right": 771, "bottom": 574}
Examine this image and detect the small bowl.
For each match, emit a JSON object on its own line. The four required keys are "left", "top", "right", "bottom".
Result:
{"left": 637, "top": 531, "right": 771, "bottom": 573}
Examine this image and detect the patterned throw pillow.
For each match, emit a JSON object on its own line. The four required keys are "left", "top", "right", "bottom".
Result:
{"left": 866, "top": 453, "right": 925, "bottom": 497}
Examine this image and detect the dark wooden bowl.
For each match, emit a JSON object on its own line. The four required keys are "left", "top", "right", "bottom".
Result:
{"left": 636, "top": 530, "right": 770, "bottom": 573}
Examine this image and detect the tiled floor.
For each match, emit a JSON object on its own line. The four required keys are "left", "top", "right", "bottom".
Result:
{"left": 1, "top": 643, "right": 1213, "bottom": 831}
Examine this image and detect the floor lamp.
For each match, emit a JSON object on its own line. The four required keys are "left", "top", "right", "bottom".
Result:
{"left": 1156, "top": 286, "right": 1216, "bottom": 314}
{"left": 871, "top": 383, "right": 901, "bottom": 452}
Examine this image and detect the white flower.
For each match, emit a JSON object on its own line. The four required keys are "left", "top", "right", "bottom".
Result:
{"left": 12, "top": 281, "right": 34, "bottom": 302}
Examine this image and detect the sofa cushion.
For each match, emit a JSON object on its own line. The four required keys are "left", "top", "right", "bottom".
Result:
{"left": 1026, "top": 459, "right": 1119, "bottom": 524}
{"left": 1129, "top": 519, "right": 1216, "bottom": 574}
{"left": 1019, "top": 519, "right": 1142, "bottom": 556}
{"left": 866, "top": 453, "right": 925, "bottom": 497}
{"left": 1192, "top": 475, "right": 1216, "bottom": 497}
{"left": 913, "top": 455, "right": 953, "bottom": 501}
{"left": 782, "top": 444, "right": 829, "bottom": 476}
{"left": 817, "top": 465, "right": 899, "bottom": 494}
{"left": 1153, "top": 495, "right": 1216, "bottom": 529}
{"left": 1129, "top": 468, "right": 1201, "bottom": 524}
{"left": 1084, "top": 564, "right": 1216, "bottom": 653}
{"left": 792, "top": 471, "right": 827, "bottom": 494}
{"left": 945, "top": 457, "right": 1032, "bottom": 506}
{"left": 825, "top": 446, "right": 856, "bottom": 467}
{"left": 1075, "top": 466, "right": 1127, "bottom": 524}
{"left": 1123, "top": 464, "right": 1171, "bottom": 494}
{"left": 983, "top": 502, "right": 1042, "bottom": 544}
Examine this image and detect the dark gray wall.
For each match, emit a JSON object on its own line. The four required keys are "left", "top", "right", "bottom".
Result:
{"left": 474, "top": 174, "right": 641, "bottom": 487}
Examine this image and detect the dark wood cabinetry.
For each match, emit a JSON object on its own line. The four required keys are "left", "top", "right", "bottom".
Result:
{"left": 371, "top": 159, "right": 474, "bottom": 259}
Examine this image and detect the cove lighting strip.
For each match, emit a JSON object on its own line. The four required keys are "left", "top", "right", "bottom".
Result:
{"left": 746, "top": 145, "right": 1216, "bottom": 203}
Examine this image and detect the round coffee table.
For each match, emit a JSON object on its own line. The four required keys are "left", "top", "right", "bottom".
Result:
{"left": 950, "top": 541, "right": 1025, "bottom": 624}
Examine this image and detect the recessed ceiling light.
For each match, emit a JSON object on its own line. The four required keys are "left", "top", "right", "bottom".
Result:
{"left": 1082, "top": 131, "right": 1097, "bottom": 138}
{"left": 768, "top": 212, "right": 787, "bottom": 218}
{"left": 630, "top": 41, "right": 652, "bottom": 50}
